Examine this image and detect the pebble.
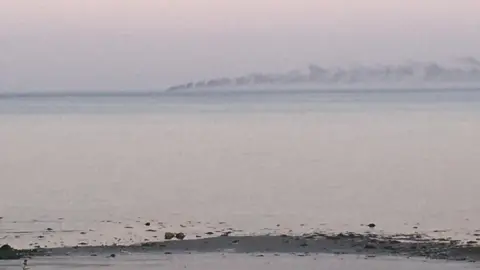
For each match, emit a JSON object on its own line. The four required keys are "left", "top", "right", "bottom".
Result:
{"left": 175, "top": 232, "right": 186, "bottom": 240}
{"left": 165, "top": 232, "right": 175, "bottom": 240}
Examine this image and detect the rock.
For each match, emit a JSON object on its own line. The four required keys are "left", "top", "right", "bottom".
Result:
{"left": 165, "top": 232, "right": 175, "bottom": 240}
{"left": 145, "top": 222, "right": 151, "bottom": 226}
{"left": 367, "top": 223, "right": 376, "bottom": 228}
{"left": 0, "top": 244, "right": 22, "bottom": 260}
{"left": 205, "top": 232, "right": 214, "bottom": 235}
{"left": 221, "top": 231, "right": 232, "bottom": 237}
{"left": 109, "top": 254, "right": 116, "bottom": 258}
{"left": 146, "top": 229, "right": 157, "bottom": 232}
{"left": 0, "top": 245, "right": 13, "bottom": 251}
{"left": 46, "top": 228, "right": 53, "bottom": 232}
{"left": 175, "top": 232, "right": 186, "bottom": 240}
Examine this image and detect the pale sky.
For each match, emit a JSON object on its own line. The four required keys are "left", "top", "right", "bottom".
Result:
{"left": 1, "top": 0, "right": 480, "bottom": 92}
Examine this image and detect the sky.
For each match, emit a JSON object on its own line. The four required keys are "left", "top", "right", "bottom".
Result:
{"left": 1, "top": 0, "right": 480, "bottom": 92}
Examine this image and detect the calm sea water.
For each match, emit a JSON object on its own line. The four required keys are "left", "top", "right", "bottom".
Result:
{"left": 1, "top": 89, "right": 480, "bottom": 248}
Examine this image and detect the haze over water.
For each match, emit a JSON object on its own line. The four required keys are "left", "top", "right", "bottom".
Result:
{"left": 1, "top": 89, "right": 480, "bottom": 248}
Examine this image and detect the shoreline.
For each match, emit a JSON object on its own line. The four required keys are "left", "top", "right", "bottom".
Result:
{"left": 3, "top": 232, "right": 480, "bottom": 262}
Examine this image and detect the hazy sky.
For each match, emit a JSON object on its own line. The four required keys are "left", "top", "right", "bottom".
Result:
{"left": 1, "top": 0, "right": 480, "bottom": 92}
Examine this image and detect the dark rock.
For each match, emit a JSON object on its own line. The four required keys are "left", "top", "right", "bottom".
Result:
{"left": 109, "top": 254, "right": 116, "bottom": 258}
{"left": 146, "top": 229, "right": 157, "bottom": 232}
{"left": 221, "top": 231, "right": 232, "bottom": 237}
{"left": 0, "top": 245, "right": 21, "bottom": 260}
{"left": 367, "top": 223, "right": 376, "bottom": 228}
{"left": 0, "top": 245, "right": 13, "bottom": 251}
{"left": 165, "top": 232, "right": 175, "bottom": 240}
{"left": 145, "top": 222, "right": 151, "bottom": 226}
{"left": 205, "top": 232, "right": 214, "bottom": 235}
{"left": 46, "top": 228, "right": 53, "bottom": 232}
{"left": 175, "top": 232, "right": 186, "bottom": 240}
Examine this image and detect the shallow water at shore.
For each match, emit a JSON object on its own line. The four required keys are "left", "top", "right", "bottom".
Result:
{"left": 1, "top": 253, "right": 479, "bottom": 270}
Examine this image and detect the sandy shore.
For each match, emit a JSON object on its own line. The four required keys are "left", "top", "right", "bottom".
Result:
{"left": 3, "top": 232, "right": 480, "bottom": 263}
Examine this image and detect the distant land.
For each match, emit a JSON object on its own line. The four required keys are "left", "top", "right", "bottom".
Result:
{"left": 166, "top": 57, "right": 480, "bottom": 92}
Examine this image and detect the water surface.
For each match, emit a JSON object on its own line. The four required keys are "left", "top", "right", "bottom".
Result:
{"left": 1, "top": 89, "right": 480, "bottom": 248}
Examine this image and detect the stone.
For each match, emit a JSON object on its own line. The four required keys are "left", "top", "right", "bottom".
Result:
{"left": 145, "top": 222, "right": 151, "bottom": 226}
{"left": 0, "top": 245, "right": 13, "bottom": 251}
{"left": 367, "top": 223, "right": 376, "bottom": 228}
{"left": 164, "top": 232, "right": 175, "bottom": 240}
{"left": 175, "top": 232, "right": 186, "bottom": 240}
{"left": 0, "top": 244, "right": 21, "bottom": 260}
{"left": 221, "top": 231, "right": 232, "bottom": 237}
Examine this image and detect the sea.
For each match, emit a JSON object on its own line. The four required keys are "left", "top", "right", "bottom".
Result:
{"left": 1, "top": 88, "right": 480, "bottom": 250}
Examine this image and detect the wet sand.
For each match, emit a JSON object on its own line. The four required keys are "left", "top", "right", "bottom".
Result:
{"left": 3, "top": 231, "right": 480, "bottom": 264}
